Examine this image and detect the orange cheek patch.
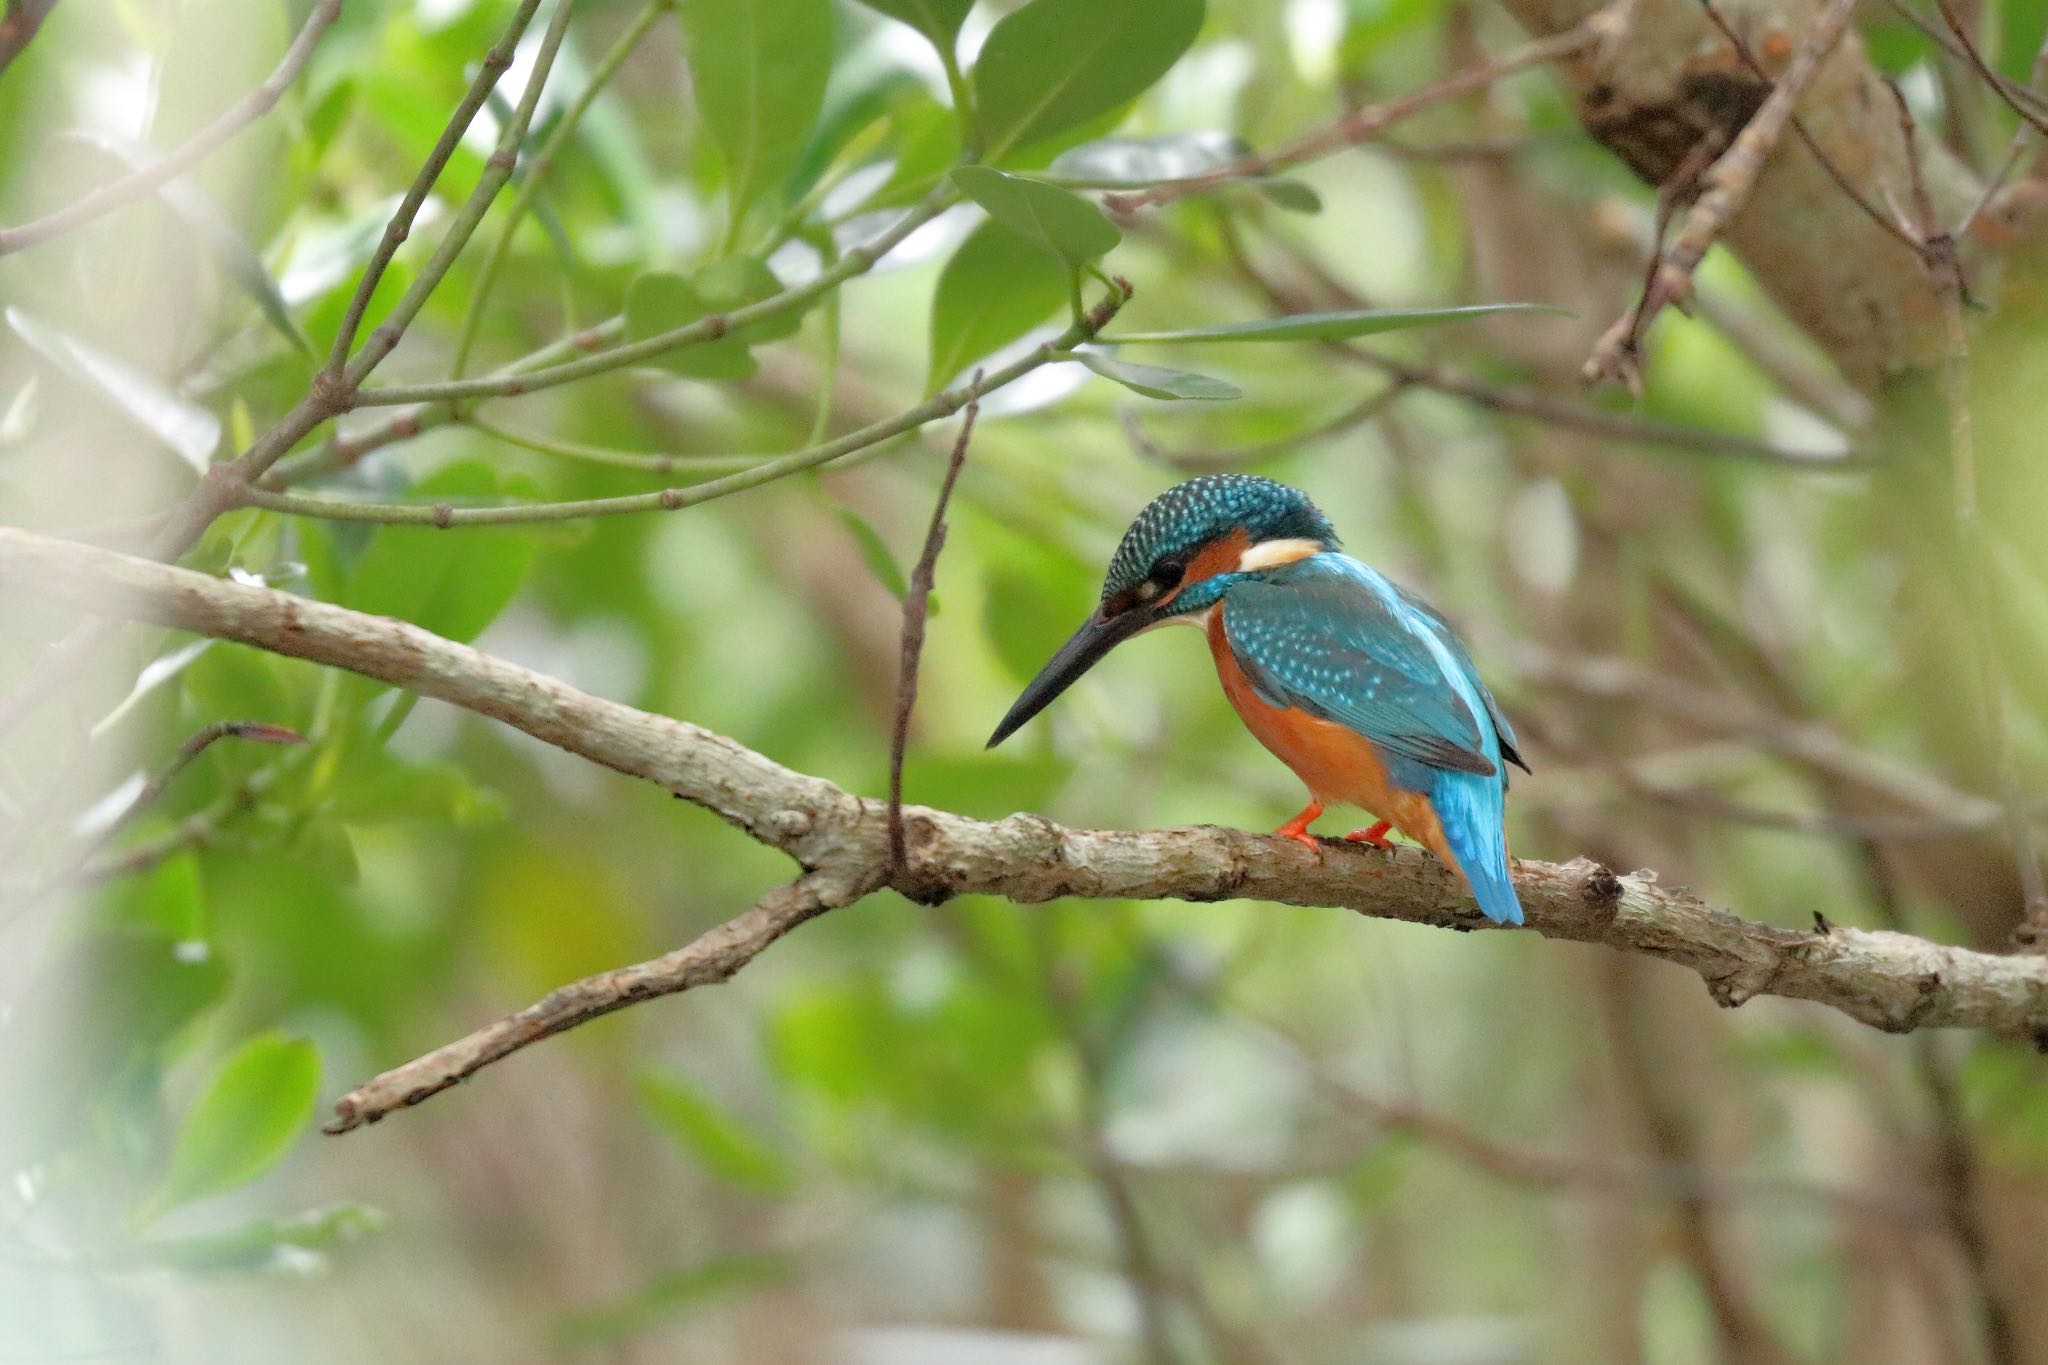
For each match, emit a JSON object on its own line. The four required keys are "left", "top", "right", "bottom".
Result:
{"left": 1186, "top": 528, "right": 1252, "bottom": 585}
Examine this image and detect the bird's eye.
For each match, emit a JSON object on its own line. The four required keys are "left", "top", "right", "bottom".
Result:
{"left": 1151, "top": 559, "right": 1187, "bottom": 590}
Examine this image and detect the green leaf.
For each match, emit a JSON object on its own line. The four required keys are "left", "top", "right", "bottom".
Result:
{"left": 146, "top": 1033, "right": 319, "bottom": 1223}
{"left": 5, "top": 307, "right": 220, "bottom": 472}
{"left": 1105, "top": 303, "right": 1569, "bottom": 344}
{"left": 928, "top": 219, "right": 1068, "bottom": 390}
{"left": 1257, "top": 178, "right": 1322, "bottom": 213}
{"left": 637, "top": 1073, "right": 793, "bottom": 1193}
{"left": 693, "top": 255, "right": 804, "bottom": 342}
{"left": 836, "top": 508, "right": 909, "bottom": 598}
{"left": 851, "top": 0, "right": 974, "bottom": 49}
{"left": 973, "top": 0, "right": 1206, "bottom": 161}
{"left": 346, "top": 461, "right": 538, "bottom": 642}
{"left": 950, "top": 166, "right": 1119, "bottom": 270}
{"left": 679, "top": 0, "right": 834, "bottom": 234}
{"left": 622, "top": 271, "right": 757, "bottom": 379}
{"left": 1076, "top": 352, "right": 1240, "bottom": 400}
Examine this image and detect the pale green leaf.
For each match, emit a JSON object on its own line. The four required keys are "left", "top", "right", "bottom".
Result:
{"left": 973, "top": 0, "right": 1206, "bottom": 161}
{"left": 679, "top": 0, "right": 834, "bottom": 233}
{"left": 638, "top": 1073, "right": 793, "bottom": 1193}
{"left": 951, "top": 166, "right": 1119, "bottom": 270}
{"left": 622, "top": 271, "right": 757, "bottom": 379}
{"left": 836, "top": 509, "right": 910, "bottom": 599}
{"left": 1076, "top": 352, "right": 1240, "bottom": 400}
{"left": 5, "top": 307, "right": 220, "bottom": 472}
{"left": 145, "top": 1033, "right": 319, "bottom": 1223}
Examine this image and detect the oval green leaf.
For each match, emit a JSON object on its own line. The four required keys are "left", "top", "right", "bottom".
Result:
{"left": 973, "top": 0, "right": 1206, "bottom": 161}
{"left": 1077, "top": 352, "right": 1240, "bottom": 400}
{"left": 679, "top": 0, "right": 833, "bottom": 235}
{"left": 950, "top": 166, "right": 1119, "bottom": 270}
{"left": 622, "top": 270, "right": 757, "bottom": 380}
{"left": 145, "top": 1033, "right": 319, "bottom": 1223}
{"left": 928, "top": 219, "right": 1068, "bottom": 391}
{"left": 1104, "top": 303, "right": 1569, "bottom": 344}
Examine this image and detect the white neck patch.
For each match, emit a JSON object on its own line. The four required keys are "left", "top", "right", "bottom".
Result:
{"left": 1237, "top": 538, "right": 1324, "bottom": 573}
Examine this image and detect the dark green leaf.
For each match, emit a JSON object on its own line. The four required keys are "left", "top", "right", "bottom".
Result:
{"left": 851, "top": 0, "right": 975, "bottom": 50}
{"left": 679, "top": 0, "right": 834, "bottom": 232}
{"left": 1105, "top": 303, "right": 1568, "bottom": 344}
{"left": 928, "top": 219, "right": 1068, "bottom": 390}
{"left": 638, "top": 1073, "right": 793, "bottom": 1193}
{"left": 1077, "top": 352, "right": 1240, "bottom": 400}
{"left": 950, "top": 166, "right": 1119, "bottom": 269}
{"left": 835, "top": 509, "right": 910, "bottom": 598}
{"left": 622, "top": 270, "right": 757, "bottom": 379}
{"left": 1258, "top": 178, "right": 1322, "bottom": 213}
{"left": 145, "top": 1033, "right": 319, "bottom": 1222}
{"left": 973, "top": 0, "right": 1206, "bottom": 161}
{"left": 346, "top": 461, "right": 538, "bottom": 642}
{"left": 5, "top": 307, "right": 220, "bottom": 471}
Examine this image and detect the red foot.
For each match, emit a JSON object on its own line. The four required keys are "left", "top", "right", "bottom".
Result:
{"left": 1274, "top": 801, "right": 1324, "bottom": 854}
{"left": 1344, "top": 819, "right": 1394, "bottom": 851}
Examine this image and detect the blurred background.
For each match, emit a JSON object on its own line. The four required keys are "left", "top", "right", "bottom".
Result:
{"left": 4, "top": 0, "right": 2048, "bottom": 1360}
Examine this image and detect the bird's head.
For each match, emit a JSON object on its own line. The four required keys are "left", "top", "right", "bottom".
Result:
{"left": 987, "top": 474, "right": 1338, "bottom": 747}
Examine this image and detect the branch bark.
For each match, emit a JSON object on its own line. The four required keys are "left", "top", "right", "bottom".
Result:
{"left": 5, "top": 527, "right": 2046, "bottom": 1132}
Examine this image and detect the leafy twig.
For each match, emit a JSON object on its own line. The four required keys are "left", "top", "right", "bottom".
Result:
{"left": 239, "top": 287, "right": 1126, "bottom": 526}
{"left": 888, "top": 379, "right": 980, "bottom": 872}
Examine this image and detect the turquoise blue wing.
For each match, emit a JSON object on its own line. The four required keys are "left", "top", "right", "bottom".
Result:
{"left": 1393, "top": 584, "right": 1527, "bottom": 775}
{"left": 1220, "top": 560, "right": 1496, "bottom": 777}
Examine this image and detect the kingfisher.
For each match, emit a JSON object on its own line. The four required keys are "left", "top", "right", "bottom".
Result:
{"left": 987, "top": 474, "right": 1527, "bottom": 924}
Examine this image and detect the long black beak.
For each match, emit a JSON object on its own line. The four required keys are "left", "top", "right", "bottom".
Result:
{"left": 987, "top": 606, "right": 1151, "bottom": 748}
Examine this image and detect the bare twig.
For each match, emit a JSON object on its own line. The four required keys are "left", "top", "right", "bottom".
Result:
{"left": 6, "top": 528, "right": 2048, "bottom": 1132}
{"left": 888, "top": 386, "right": 980, "bottom": 871}
{"left": 101, "top": 720, "right": 304, "bottom": 840}
{"left": 1928, "top": 0, "right": 2048, "bottom": 139}
{"left": 1584, "top": 0, "right": 1861, "bottom": 386}
{"left": 1100, "top": 21, "right": 1601, "bottom": 214}
{"left": 1120, "top": 386, "right": 1408, "bottom": 472}
{"left": 0, "top": 0, "right": 342, "bottom": 255}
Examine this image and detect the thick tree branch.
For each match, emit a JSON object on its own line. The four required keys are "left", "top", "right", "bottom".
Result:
{"left": 4, "top": 527, "right": 2046, "bottom": 1132}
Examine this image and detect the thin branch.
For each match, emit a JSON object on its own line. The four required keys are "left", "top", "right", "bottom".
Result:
{"left": 1120, "top": 386, "right": 1407, "bottom": 473}
{"left": 350, "top": 188, "right": 954, "bottom": 406}
{"left": 323, "top": 0, "right": 550, "bottom": 378}
{"left": 238, "top": 290, "right": 1124, "bottom": 526}
{"left": 1584, "top": 0, "right": 1861, "bottom": 387}
{"left": 1697, "top": 0, "right": 1926, "bottom": 254}
{"left": 889, "top": 387, "right": 979, "bottom": 871}
{"left": 100, "top": 720, "right": 304, "bottom": 841}
{"left": 0, "top": 0, "right": 342, "bottom": 255}
{"left": 467, "top": 415, "right": 772, "bottom": 474}
{"left": 446, "top": 0, "right": 669, "bottom": 390}
{"left": 6, "top": 528, "right": 2048, "bottom": 1132}
{"left": 1928, "top": 0, "right": 2048, "bottom": 138}
{"left": 1099, "top": 20, "right": 1603, "bottom": 214}
{"left": 339, "top": 0, "right": 578, "bottom": 387}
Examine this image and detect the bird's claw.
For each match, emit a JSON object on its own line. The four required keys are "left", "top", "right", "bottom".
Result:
{"left": 1344, "top": 819, "right": 1394, "bottom": 851}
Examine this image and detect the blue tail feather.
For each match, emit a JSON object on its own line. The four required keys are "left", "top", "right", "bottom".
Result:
{"left": 1430, "top": 768, "right": 1522, "bottom": 925}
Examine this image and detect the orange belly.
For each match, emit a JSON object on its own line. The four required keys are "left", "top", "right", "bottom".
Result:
{"left": 1207, "top": 610, "right": 1457, "bottom": 872}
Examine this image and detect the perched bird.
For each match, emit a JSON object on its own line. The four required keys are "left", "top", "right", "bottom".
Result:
{"left": 987, "top": 474, "right": 1528, "bottom": 924}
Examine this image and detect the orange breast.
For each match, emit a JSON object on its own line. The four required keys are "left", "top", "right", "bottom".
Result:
{"left": 1206, "top": 609, "right": 1457, "bottom": 872}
